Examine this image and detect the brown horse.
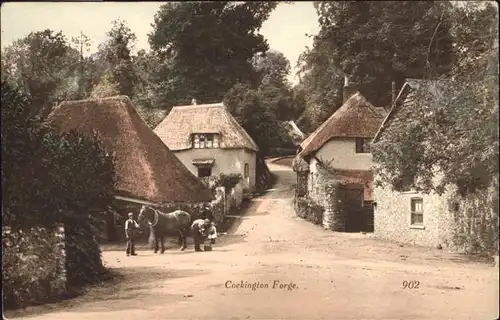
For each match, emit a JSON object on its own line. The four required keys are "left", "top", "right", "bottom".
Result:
{"left": 138, "top": 205, "right": 191, "bottom": 253}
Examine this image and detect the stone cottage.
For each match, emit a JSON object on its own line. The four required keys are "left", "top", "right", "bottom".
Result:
{"left": 154, "top": 101, "right": 259, "bottom": 194}
{"left": 292, "top": 84, "right": 386, "bottom": 232}
{"left": 48, "top": 96, "right": 214, "bottom": 239}
{"left": 370, "top": 78, "right": 498, "bottom": 250}
{"left": 293, "top": 85, "right": 386, "bottom": 205}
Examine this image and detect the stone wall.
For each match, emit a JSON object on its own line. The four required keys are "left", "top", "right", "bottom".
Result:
{"left": 374, "top": 171, "right": 499, "bottom": 256}
{"left": 296, "top": 171, "right": 308, "bottom": 197}
{"left": 2, "top": 224, "right": 66, "bottom": 308}
{"left": 293, "top": 196, "right": 324, "bottom": 225}
{"left": 322, "top": 181, "right": 348, "bottom": 231}
{"left": 373, "top": 184, "right": 451, "bottom": 248}
{"left": 444, "top": 183, "right": 499, "bottom": 255}
{"left": 308, "top": 159, "right": 332, "bottom": 204}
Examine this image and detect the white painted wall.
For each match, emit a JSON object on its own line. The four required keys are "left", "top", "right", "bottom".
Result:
{"left": 306, "top": 138, "right": 374, "bottom": 203}
{"left": 315, "top": 138, "right": 373, "bottom": 171}
{"left": 173, "top": 148, "right": 256, "bottom": 191}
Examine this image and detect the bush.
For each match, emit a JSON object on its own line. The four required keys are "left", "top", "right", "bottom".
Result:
{"left": 2, "top": 227, "right": 65, "bottom": 309}
{"left": 294, "top": 196, "right": 324, "bottom": 225}
{"left": 201, "top": 173, "right": 242, "bottom": 195}
{"left": 1, "top": 81, "right": 116, "bottom": 306}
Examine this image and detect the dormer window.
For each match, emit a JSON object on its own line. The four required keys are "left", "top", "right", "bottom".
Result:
{"left": 193, "top": 133, "right": 219, "bottom": 148}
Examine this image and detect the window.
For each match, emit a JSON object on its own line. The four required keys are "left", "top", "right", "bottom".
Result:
{"left": 206, "top": 134, "right": 213, "bottom": 148}
{"left": 193, "top": 133, "right": 219, "bottom": 149}
{"left": 410, "top": 198, "right": 424, "bottom": 226}
{"left": 244, "top": 163, "right": 249, "bottom": 178}
{"left": 355, "top": 138, "right": 371, "bottom": 153}
{"left": 197, "top": 166, "right": 212, "bottom": 178}
{"left": 199, "top": 134, "right": 206, "bottom": 148}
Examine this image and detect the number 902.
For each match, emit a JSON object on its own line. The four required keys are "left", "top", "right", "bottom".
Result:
{"left": 402, "top": 280, "right": 420, "bottom": 289}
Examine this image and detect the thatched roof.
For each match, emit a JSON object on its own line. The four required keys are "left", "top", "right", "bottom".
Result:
{"left": 47, "top": 96, "right": 214, "bottom": 204}
{"left": 299, "top": 92, "right": 386, "bottom": 158}
{"left": 372, "top": 78, "right": 448, "bottom": 143}
{"left": 154, "top": 102, "right": 259, "bottom": 152}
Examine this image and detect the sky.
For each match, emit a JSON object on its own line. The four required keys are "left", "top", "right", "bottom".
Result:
{"left": 0, "top": 2, "right": 320, "bottom": 84}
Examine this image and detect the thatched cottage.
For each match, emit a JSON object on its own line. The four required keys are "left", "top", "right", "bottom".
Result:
{"left": 293, "top": 86, "right": 386, "bottom": 204}
{"left": 47, "top": 96, "right": 214, "bottom": 239}
{"left": 371, "top": 78, "right": 499, "bottom": 251}
{"left": 154, "top": 101, "right": 259, "bottom": 193}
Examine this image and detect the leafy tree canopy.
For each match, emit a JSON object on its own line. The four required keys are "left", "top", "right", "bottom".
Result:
{"left": 1, "top": 30, "right": 82, "bottom": 118}
{"left": 296, "top": 1, "right": 455, "bottom": 131}
{"left": 93, "top": 19, "right": 138, "bottom": 98}
{"left": 372, "top": 2, "right": 499, "bottom": 196}
{"left": 1, "top": 80, "right": 116, "bottom": 231}
{"left": 148, "top": 1, "right": 278, "bottom": 107}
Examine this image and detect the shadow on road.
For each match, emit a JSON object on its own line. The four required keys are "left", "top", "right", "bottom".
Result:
{"left": 5, "top": 267, "right": 206, "bottom": 318}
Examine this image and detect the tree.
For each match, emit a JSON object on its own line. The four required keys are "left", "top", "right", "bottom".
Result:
{"left": 93, "top": 19, "right": 138, "bottom": 98}
{"left": 1, "top": 30, "right": 82, "bottom": 118}
{"left": 148, "top": 2, "right": 278, "bottom": 107}
{"left": 90, "top": 72, "right": 121, "bottom": 98}
{"left": 372, "top": 2, "right": 498, "bottom": 196}
{"left": 131, "top": 49, "right": 168, "bottom": 128}
{"left": 70, "top": 31, "right": 95, "bottom": 99}
{"left": 2, "top": 80, "right": 117, "bottom": 291}
{"left": 297, "top": 1, "right": 454, "bottom": 122}
{"left": 251, "top": 49, "right": 302, "bottom": 122}
{"left": 367, "top": 3, "right": 498, "bottom": 257}
{"left": 224, "top": 83, "right": 293, "bottom": 155}
{"left": 253, "top": 49, "right": 291, "bottom": 87}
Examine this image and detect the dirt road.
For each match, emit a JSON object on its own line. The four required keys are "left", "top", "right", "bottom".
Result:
{"left": 6, "top": 160, "right": 499, "bottom": 320}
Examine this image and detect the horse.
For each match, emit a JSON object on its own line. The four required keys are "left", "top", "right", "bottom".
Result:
{"left": 138, "top": 205, "right": 191, "bottom": 253}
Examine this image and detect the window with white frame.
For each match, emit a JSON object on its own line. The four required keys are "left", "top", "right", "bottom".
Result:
{"left": 410, "top": 198, "right": 424, "bottom": 226}
{"left": 193, "top": 133, "right": 219, "bottom": 149}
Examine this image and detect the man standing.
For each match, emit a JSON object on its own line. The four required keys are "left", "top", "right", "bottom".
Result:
{"left": 125, "top": 212, "right": 139, "bottom": 256}
{"left": 191, "top": 218, "right": 211, "bottom": 252}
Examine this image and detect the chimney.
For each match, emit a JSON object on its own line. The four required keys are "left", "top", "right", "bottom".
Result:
{"left": 191, "top": 98, "right": 197, "bottom": 105}
{"left": 391, "top": 81, "right": 396, "bottom": 107}
{"left": 342, "top": 75, "right": 357, "bottom": 104}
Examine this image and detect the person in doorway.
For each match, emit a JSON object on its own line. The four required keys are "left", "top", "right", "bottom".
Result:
{"left": 125, "top": 212, "right": 139, "bottom": 256}
{"left": 191, "top": 218, "right": 211, "bottom": 252}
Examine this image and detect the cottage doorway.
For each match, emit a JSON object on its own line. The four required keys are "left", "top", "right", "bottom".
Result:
{"left": 343, "top": 184, "right": 366, "bottom": 232}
